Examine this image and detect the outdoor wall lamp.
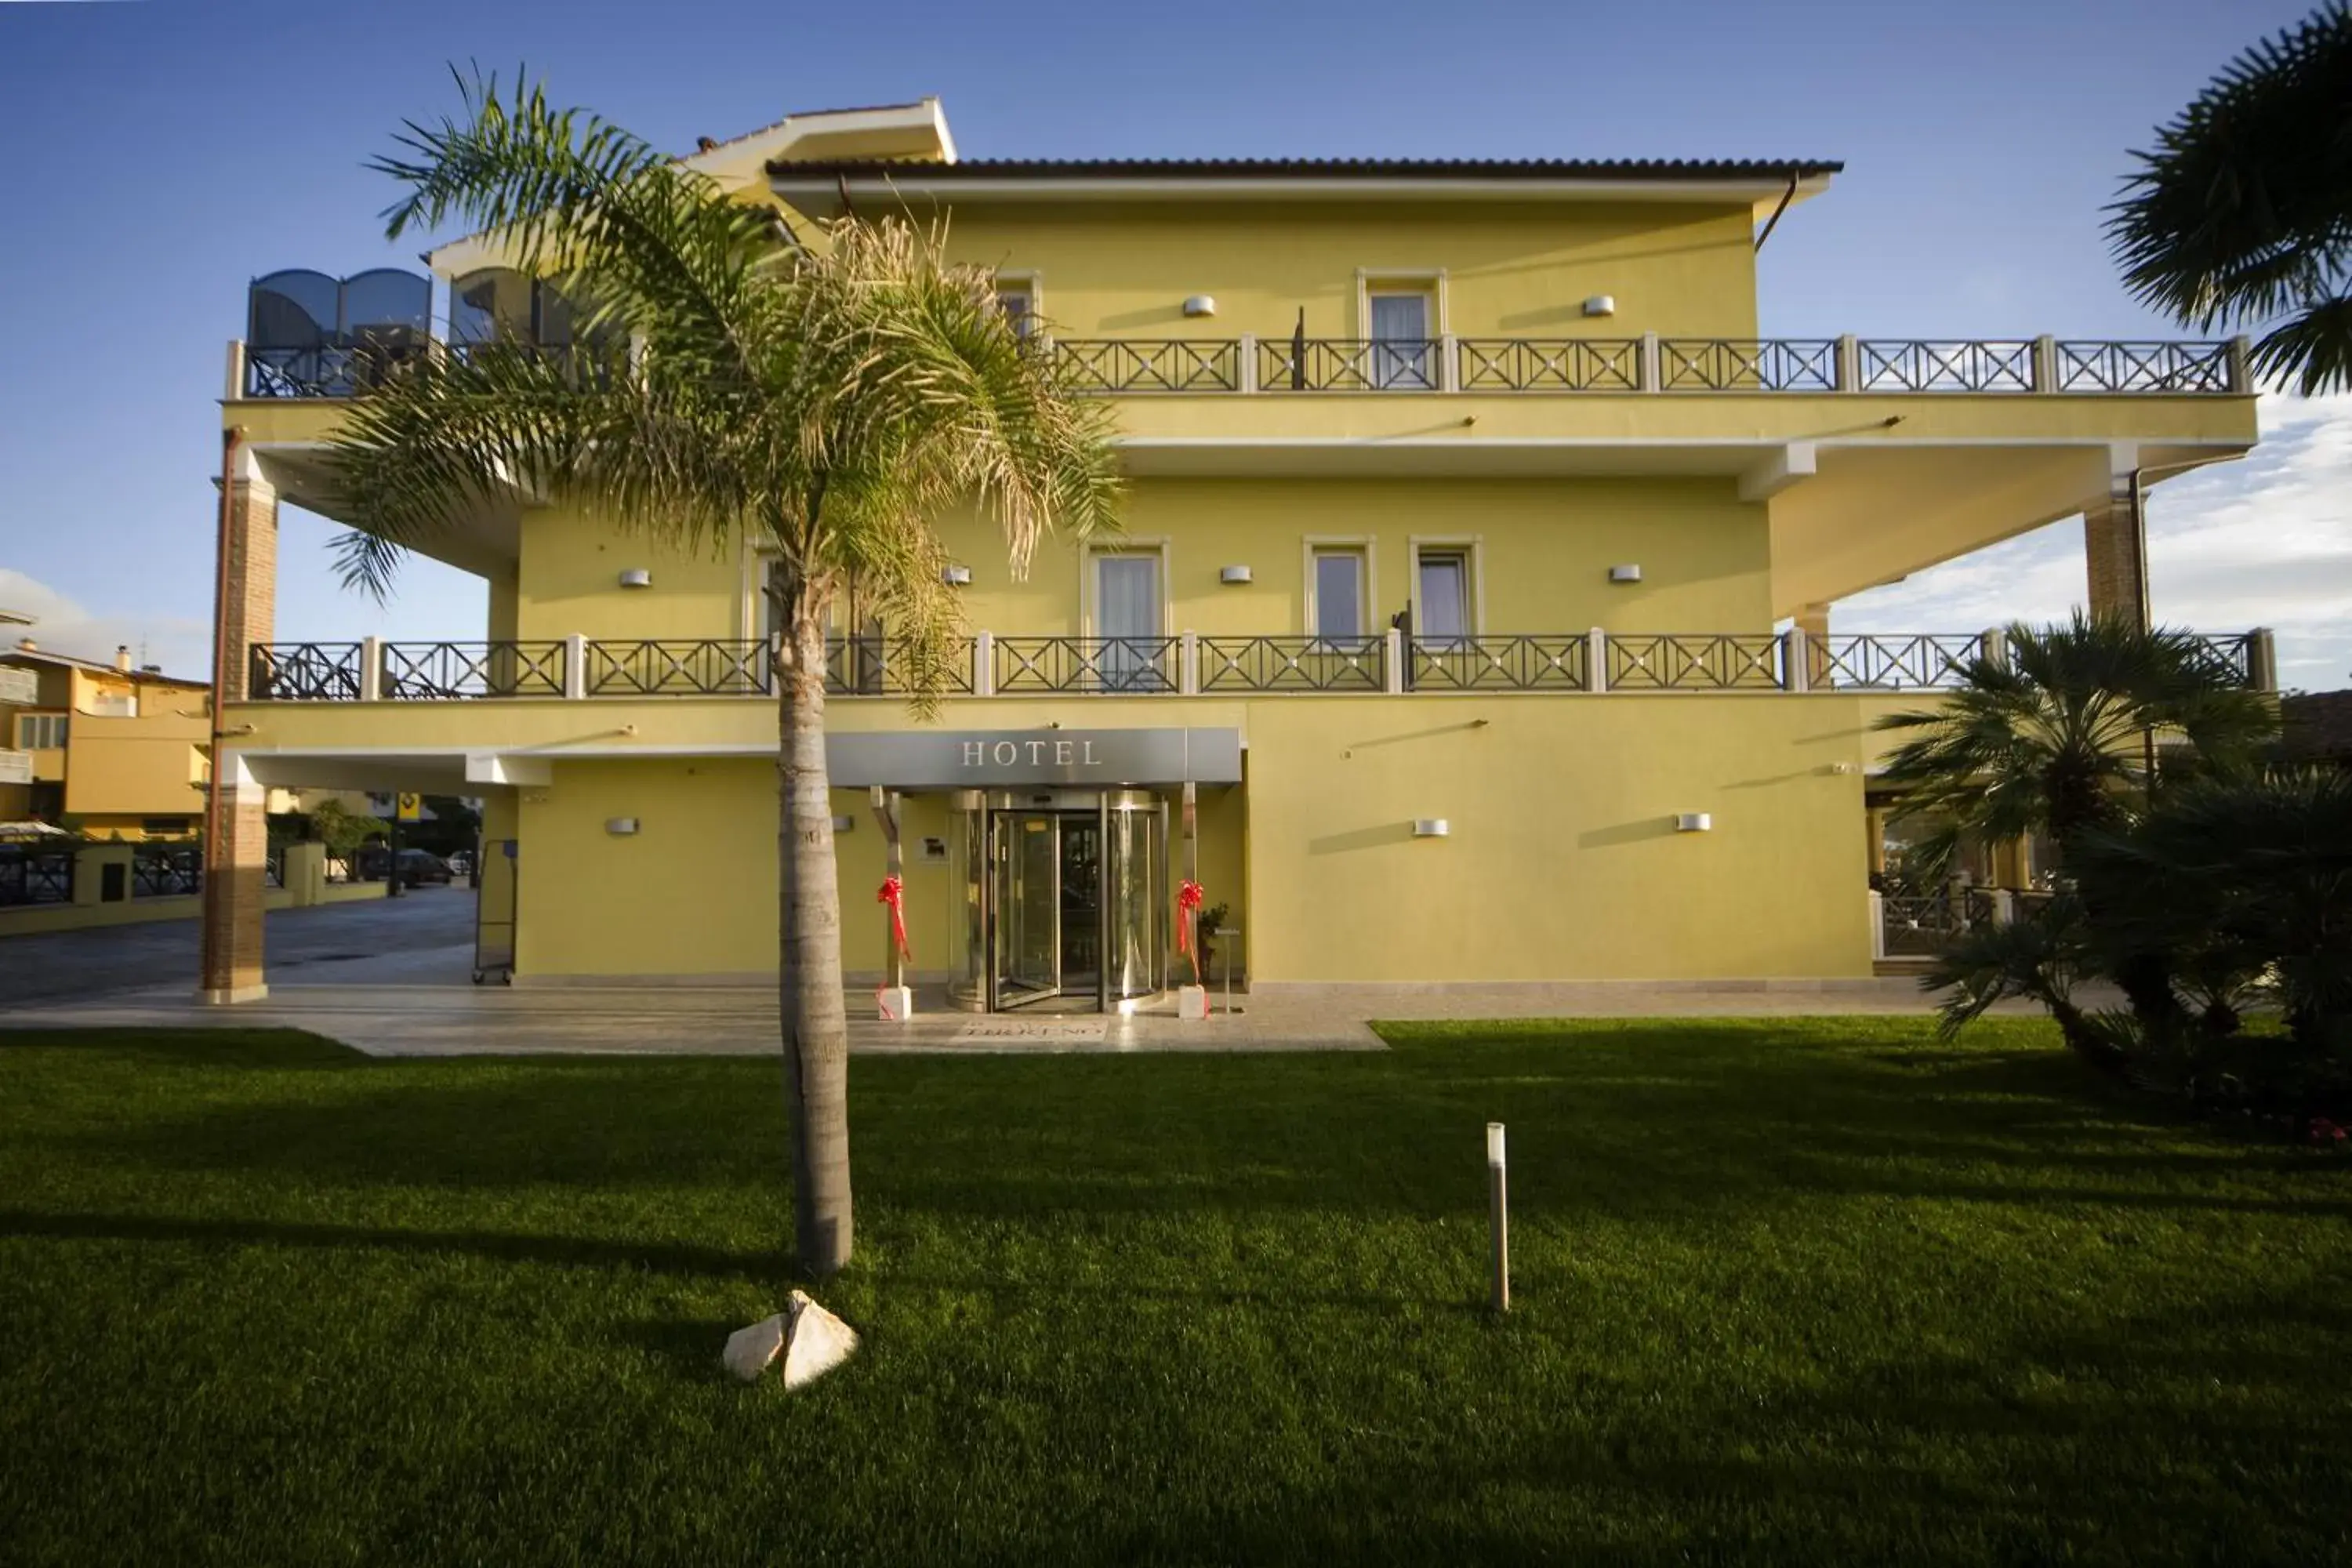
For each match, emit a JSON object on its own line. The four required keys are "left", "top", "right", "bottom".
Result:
{"left": 942, "top": 564, "right": 972, "bottom": 586}
{"left": 619, "top": 568, "right": 652, "bottom": 589}
{"left": 605, "top": 817, "right": 641, "bottom": 836}
{"left": 1183, "top": 295, "right": 1217, "bottom": 318}
{"left": 1582, "top": 295, "right": 1617, "bottom": 318}
{"left": 830, "top": 814, "right": 856, "bottom": 832}
{"left": 1220, "top": 565, "right": 1253, "bottom": 585}
{"left": 1609, "top": 564, "right": 1642, "bottom": 583}
{"left": 1412, "top": 818, "right": 1450, "bottom": 838}
{"left": 1675, "top": 812, "right": 1713, "bottom": 833}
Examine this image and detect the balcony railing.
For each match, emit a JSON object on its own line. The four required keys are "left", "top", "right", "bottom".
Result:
{"left": 237, "top": 327, "right": 2253, "bottom": 401}
{"left": 241, "top": 629, "right": 2270, "bottom": 702}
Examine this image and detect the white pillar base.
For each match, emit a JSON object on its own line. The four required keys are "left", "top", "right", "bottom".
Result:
{"left": 875, "top": 985, "right": 913, "bottom": 1022}
{"left": 1177, "top": 984, "right": 1209, "bottom": 1022}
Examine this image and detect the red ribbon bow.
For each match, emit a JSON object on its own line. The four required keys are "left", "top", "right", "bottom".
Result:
{"left": 877, "top": 874, "right": 910, "bottom": 960}
{"left": 1176, "top": 879, "right": 1205, "bottom": 982}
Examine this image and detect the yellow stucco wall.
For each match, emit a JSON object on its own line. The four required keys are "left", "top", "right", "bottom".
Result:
{"left": 508, "top": 474, "right": 1774, "bottom": 644}
{"left": 932, "top": 200, "right": 1762, "bottom": 340}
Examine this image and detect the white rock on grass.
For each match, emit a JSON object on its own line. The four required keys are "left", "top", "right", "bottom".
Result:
{"left": 722, "top": 1290, "right": 860, "bottom": 1388}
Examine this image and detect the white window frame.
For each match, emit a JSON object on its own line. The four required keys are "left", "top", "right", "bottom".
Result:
{"left": 1301, "top": 536, "right": 1378, "bottom": 641}
{"left": 1354, "top": 269, "right": 1449, "bottom": 339}
{"left": 995, "top": 270, "right": 1044, "bottom": 337}
{"left": 16, "top": 712, "right": 67, "bottom": 750}
{"left": 1408, "top": 535, "right": 1484, "bottom": 642}
{"left": 1080, "top": 540, "right": 1172, "bottom": 640}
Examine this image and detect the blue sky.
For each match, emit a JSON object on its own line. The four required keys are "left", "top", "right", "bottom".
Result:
{"left": 0, "top": 0, "right": 2342, "bottom": 685}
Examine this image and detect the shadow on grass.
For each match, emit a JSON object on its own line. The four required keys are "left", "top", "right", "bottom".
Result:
{"left": 0, "top": 1208, "right": 779, "bottom": 1280}
{"left": 21, "top": 1021, "right": 2339, "bottom": 1229}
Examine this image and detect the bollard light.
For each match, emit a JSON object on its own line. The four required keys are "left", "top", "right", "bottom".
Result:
{"left": 1486, "top": 1120, "right": 1510, "bottom": 1314}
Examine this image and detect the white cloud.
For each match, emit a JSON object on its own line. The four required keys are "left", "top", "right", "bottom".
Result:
{"left": 0, "top": 569, "right": 212, "bottom": 682}
{"left": 1839, "top": 390, "right": 2352, "bottom": 691}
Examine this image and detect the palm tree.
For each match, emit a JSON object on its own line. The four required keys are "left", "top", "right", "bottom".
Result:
{"left": 321, "top": 74, "right": 1121, "bottom": 1276}
{"left": 1878, "top": 614, "right": 2274, "bottom": 1044}
{"left": 2107, "top": 2, "right": 2352, "bottom": 395}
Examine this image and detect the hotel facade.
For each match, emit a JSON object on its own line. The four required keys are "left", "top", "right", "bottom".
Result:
{"left": 201, "top": 98, "right": 2267, "bottom": 1008}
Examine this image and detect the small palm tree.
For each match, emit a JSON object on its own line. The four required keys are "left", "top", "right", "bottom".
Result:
{"left": 323, "top": 74, "right": 1120, "bottom": 1276}
{"left": 2107, "top": 2, "right": 2352, "bottom": 395}
{"left": 1878, "top": 614, "right": 2274, "bottom": 1043}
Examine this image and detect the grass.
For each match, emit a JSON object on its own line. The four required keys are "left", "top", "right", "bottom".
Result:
{"left": 2, "top": 1018, "right": 2348, "bottom": 1566}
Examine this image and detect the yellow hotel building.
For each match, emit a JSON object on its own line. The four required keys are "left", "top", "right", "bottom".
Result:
{"left": 199, "top": 98, "right": 2267, "bottom": 1007}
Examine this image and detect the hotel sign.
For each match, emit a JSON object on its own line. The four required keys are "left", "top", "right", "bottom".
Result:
{"left": 826, "top": 727, "right": 1242, "bottom": 788}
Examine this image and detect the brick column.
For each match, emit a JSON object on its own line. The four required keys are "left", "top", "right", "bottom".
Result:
{"left": 218, "top": 478, "right": 277, "bottom": 700}
{"left": 199, "top": 461, "right": 277, "bottom": 1003}
{"left": 198, "top": 760, "right": 270, "bottom": 1003}
{"left": 2082, "top": 475, "right": 2148, "bottom": 630}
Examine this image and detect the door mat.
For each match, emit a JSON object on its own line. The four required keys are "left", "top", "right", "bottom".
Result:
{"left": 954, "top": 1019, "right": 1111, "bottom": 1042}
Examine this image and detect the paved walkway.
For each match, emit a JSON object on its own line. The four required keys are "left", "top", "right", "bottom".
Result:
{"left": 0, "top": 952, "right": 2060, "bottom": 1057}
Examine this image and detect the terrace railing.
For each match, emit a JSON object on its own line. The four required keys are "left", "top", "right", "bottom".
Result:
{"left": 238, "top": 627, "right": 2274, "bottom": 701}
{"left": 236, "top": 327, "right": 2253, "bottom": 401}
{"left": 991, "top": 636, "right": 1179, "bottom": 695}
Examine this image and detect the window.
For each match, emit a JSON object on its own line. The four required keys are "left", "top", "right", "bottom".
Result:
{"left": 16, "top": 713, "right": 67, "bottom": 750}
{"left": 1092, "top": 551, "right": 1165, "bottom": 691}
{"left": 1416, "top": 549, "right": 1473, "bottom": 648}
{"left": 141, "top": 817, "right": 192, "bottom": 837}
{"left": 995, "top": 277, "right": 1037, "bottom": 339}
{"left": 1312, "top": 549, "right": 1367, "bottom": 643}
{"left": 1367, "top": 289, "right": 1436, "bottom": 390}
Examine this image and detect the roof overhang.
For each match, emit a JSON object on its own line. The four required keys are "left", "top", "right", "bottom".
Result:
{"left": 770, "top": 169, "right": 1835, "bottom": 219}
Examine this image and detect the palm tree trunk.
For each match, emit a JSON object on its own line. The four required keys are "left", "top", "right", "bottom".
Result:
{"left": 777, "top": 594, "right": 853, "bottom": 1276}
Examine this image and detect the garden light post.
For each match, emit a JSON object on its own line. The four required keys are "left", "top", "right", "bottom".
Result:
{"left": 1487, "top": 1121, "right": 1509, "bottom": 1314}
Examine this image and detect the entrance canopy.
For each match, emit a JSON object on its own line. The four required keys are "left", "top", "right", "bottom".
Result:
{"left": 827, "top": 727, "right": 1243, "bottom": 789}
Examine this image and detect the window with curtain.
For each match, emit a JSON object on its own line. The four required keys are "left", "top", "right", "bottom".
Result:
{"left": 996, "top": 282, "right": 1036, "bottom": 339}
{"left": 1094, "top": 553, "right": 1163, "bottom": 690}
{"left": 1312, "top": 550, "right": 1366, "bottom": 643}
{"left": 1417, "top": 550, "right": 1472, "bottom": 648}
{"left": 1368, "top": 291, "right": 1434, "bottom": 389}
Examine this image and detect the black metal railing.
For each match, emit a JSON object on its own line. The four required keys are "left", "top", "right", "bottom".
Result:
{"left": 131, "top": 845, "right": 202, "bottom": 898}
{"left": 1257, "top": 338, "right": 1443, "bottom": 392}
{"left": 1810, "top": 633, "right": 1985, "bottom": 691}
{"left": 1456, "top": 339, "right": 1641, "bottom": 392}
{"left": 235, "top": 630, "right": 2268, "bottom": 700}
{"left": 1606, "top": 633, "right": 1785, "bottom": 690}
{"left": 382, "top": 642, "right": 567, "bottom": 700}
{"left": 0, "top": 849, "right": 72, "bottom": 906}
{"left": 250, "top": 643, "right": 364, "bottom": 701}
{"left": 1409, "top": 634, "right": 1590, "bottom": 691}
{"left": 2056, "top": 340, "right": 2235, "bottom": 393}
{"left": 1857, "top": 340, "right": 2035, "bottom": 394}
{"left": 1659, "top": 339, "right": 1839, "bottom": 392}
{"left": 1198, "top": 635, "right": 1386, "bottom": 692}
{"left": 991, "top": 637, "right": 1178, "bottom": 694}
{"left": 1051, "top": 339, "right": 1240, "bottom": 394}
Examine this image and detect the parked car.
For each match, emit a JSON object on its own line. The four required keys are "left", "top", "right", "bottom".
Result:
{"left": 357, "top": 846, "right": 453, "bottom": 887}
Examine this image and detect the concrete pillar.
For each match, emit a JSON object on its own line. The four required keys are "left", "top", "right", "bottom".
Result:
{"left": 1865, "top": 807, "right": 1888, "bottom": 877}
{"left": 198, "top": 759, "right": 270, "bottom": 1004}
{"left": 73, "top": 844, "right": 133, "bottom": 906}
{"left": 1991, "top": 836, "right": 2031, "bottom": 890}
{"left": 2083, "top": 474, "right": 2148, "bottom": 630}
{"left": 281, "top": 840, "right": 326, "bottom": 907}
{"left": 1795, "top": 601, "right": 1831, "bottom": 688}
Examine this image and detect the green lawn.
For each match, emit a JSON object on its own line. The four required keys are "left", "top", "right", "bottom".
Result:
{"left": 2, "top": 1020, "right": 2347, "bottom": 1566}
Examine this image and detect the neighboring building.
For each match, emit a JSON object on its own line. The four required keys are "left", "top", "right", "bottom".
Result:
{"left": 0, "top": 639, "right": 210, "bottom": 840}
{"left": 2280, "top": 691, "right": 2352, "bottom": 768}
{"left": 200, "top": 97, "right": 2268, "bottom": 1007}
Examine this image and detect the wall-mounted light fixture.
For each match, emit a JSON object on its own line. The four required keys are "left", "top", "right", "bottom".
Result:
{"left": 942, "top": 564, "right": 972, "bottom": 586}
{"left": 829, "top": 814, "right": 856, "bottom": 833}
{"left": 1182, "top": 295, "right": 1217, "bottom": 318}
{"left": 1675, "top": 812, "right": 1712, "bottom": 833}
{"left": 605, "top": 817, "right": 641, "bottom": 836}
{"left": 1582, "top": 295, "right": 1617, "bottom": 318}
{"left": 619, "top": 568, "right": 652, "bottom": 589}
{"left": 1219, "top": 565, "right": 1253, "bottom": 586}
{"left": 1412, "top": 818, "right": 1450, "bottom": 838}
{"left": 1609, "top": 564, "right": 1643, "bottom": 584}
